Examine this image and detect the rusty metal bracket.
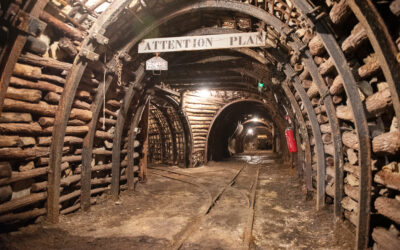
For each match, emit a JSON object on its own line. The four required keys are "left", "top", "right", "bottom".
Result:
{"left": 80, "top": 48, "right": 100, "bottom": 61}
{"left": 4, "top": 3, "right": 47, "bottom": 36}
{"left": 118, "top": 52, "right": 132, "bottom": 62}
{"left": 305, "top": 5, "right": 327, "bottom": 23}
{"left": 90, "top": 32, "right": 109, "bottom": 45}
{"left": 0, "top": 0, "right": 48, "bottom": 116}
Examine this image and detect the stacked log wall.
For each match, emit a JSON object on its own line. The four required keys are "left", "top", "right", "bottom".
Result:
{"left": 183, "top": 91, "right": 222, "bottom": 166}
{"left": 304, "top": 1, "right": 400, "bottom": 248}
{"left": 166, "top": 106, "right": 185, "bottom": 166}
{"left": 0, "top": 0, "right": 132, "bottom": 224}
{"left": 148, "top": 114, "right": 163, "bottom": 164}
{"left": 147, "top": 97, "right": 193, "bottom": 167}
{"left": 148, "top": 106, "right": 173, "bottom": 165}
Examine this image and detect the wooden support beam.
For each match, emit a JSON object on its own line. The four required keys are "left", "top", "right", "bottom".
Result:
{"left": 111, "top": 66, "right": 145, "bottom": 200}
{"left": 284, "top": 65, "right": 326, "bottom": 210}
{"left": 139, "top": 101, "right": 150, "bottom": 182}
{"left": 127, "top": 98, "right": 148, "bottom": 190}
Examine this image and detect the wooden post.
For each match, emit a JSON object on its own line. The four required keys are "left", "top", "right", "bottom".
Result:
{"left": 158, "top": 107, "right": 178, "bottom": 164}
{"left": 139, "top": 101, "right": 150, "bottom": 182}
{"left": 126, "top": 97, "right": 149, "bottom": 190}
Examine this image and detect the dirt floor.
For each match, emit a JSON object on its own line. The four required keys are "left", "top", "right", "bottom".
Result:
{"left": 0, "top": 152, "right": 353, "bottom": 249}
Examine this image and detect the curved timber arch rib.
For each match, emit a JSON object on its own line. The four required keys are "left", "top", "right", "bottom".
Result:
{"left": 111, "top": 65, "right": 145, "bottom": 200}
{"left": 80, "top": 73, "right": 116, "bottom": 210}
{"left": 42, "top": 4, "right": 372, "bottom": 249}
{"left": 281, "top": 82, "right": 313, "bottom": 192}
{"left": 47, "top": 0, "right": 132, "bottom": 223}
{"left": 242, "top": 119, "right": 273, "bottom": 128}
{"left": 283, "top": 64, "right": 326, "bottom": 209}
{"left": 156, "top": 24, "right": 333, "bottom": 212}
{"left": 346, "top": 0, "right": 400, "bottom": 128}
{"left": 293, "top": 2, "right": 372, "bottom": 249}
{"left": 148, "top": 105, "right": 168, "bottom": 162}
{"left": 159, "top": 94, "right": 193, "bottom": 168}
{"left": 150, "top": 101, "right": 178, "bottom": 164}
{"left": 126, "top": 96, "right": 150, "bottom": 190}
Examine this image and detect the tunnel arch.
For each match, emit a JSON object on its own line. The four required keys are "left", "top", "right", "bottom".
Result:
{"left": 3, "top": 0, "right": 356, "bottom": 227}
{"left": 205, "top": 98, "right": 286, "bottom": 163}
{"left": 148, "top": 91, "right": 193, "bottom": 168}
{"left": 240, "top": 119, "right": 274, "bottom": 152}
{"left": 155, "top": 93, "right": 193, "bottom": 168}
{"left": 0, "top": 1, "right": 399, "bottom": 249}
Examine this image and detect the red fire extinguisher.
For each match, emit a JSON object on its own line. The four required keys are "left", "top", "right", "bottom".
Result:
{"left": 285, "top": 128, "right": 298, "bottom": 153}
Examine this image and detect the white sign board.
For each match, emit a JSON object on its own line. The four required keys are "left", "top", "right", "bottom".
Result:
{"left": 138, "top": 32, "right": 266, "bottom": 53}
{"left": 146, "top": 56, "right": 168, "bottom": 70}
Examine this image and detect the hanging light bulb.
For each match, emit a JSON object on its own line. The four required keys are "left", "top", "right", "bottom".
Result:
{"left": 198, "top": 89, "right": 210, "bottom": 98}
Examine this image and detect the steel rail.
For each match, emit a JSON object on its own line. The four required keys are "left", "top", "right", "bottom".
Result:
{"left": 243, "top": 165, "right": 260, "bottom": 248}
{"left": 170, "top": 164, "right": 247, "bottom": 249}
{"left": 148, "top": 166, "right": 195, "bottom": 178}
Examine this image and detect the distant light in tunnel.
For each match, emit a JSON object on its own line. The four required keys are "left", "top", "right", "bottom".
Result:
{"left": 247, "top": 128, "right": 254, "bottom": 135}
{"left": 253, "top": 117, "right": 259, "bottom": 122}
{"left": 274, "top": 93, "right": 278, "bottom": 103}
{"left": 198, "top": 89, "right": 210, "bottom": 98}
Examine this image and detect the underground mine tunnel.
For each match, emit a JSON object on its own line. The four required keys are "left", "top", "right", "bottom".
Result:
{"left": 0, "top": 0, "right": 400, "bottom": 249}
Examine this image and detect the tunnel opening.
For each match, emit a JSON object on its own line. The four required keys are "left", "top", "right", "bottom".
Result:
{"left": 206, "top": 100, "right": 277, "bottom": 162}
{"left": 242, "top": 119, "right": 274, "bottom": 152}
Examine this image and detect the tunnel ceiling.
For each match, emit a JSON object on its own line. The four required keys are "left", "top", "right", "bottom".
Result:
{"left": 1, "top": 1, "right": 400, "bottom": 249}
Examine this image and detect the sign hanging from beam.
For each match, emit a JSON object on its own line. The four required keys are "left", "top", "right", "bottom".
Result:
{"left": 138, "top": 31, "right": 266, "bottom": 53}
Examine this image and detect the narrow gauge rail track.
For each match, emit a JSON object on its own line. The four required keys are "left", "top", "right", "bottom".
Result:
{"left": 149, "top": 163, "right": 261, "bottom": 250}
